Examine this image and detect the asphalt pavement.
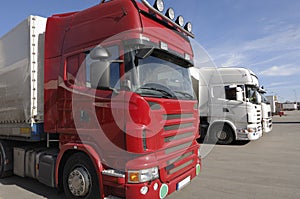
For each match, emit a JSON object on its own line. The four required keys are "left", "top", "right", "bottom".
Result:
{"left": 1, "top": 111, "right": 300, "bottom": 199}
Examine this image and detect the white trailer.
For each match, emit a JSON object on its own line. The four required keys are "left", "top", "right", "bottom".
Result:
{"left": 0, "top": 16, "right": 46, "bottom": 140}
{"left": 190, "top": 67, "right": 262, "bottom": 144}
{"left": 282, "top": 103, "right": 297, "bottom": 111}
{"left": 266, "top": 95, "right": 277, "bottom": 114}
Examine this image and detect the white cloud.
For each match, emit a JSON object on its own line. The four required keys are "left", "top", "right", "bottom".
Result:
{"left": 242, "top": 26, "right": 300, "bottom": 52}
{"left": 259, "top": 65, "right": 300, "bottom": 77}
{"left": 207, "top": 24, "right": 300, "bottom": 69}
{"left": 268, "top": 81, "right": 290, "bottom": 88}
{"left": 221, "top": 53, "right": 245, "bottom": 67}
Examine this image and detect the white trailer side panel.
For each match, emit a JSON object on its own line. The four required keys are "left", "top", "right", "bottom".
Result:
{"left": 0, "top": 16, "right": 46, "bottom": 128}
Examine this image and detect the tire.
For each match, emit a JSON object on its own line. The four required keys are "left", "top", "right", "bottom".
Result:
{"left": 209, "top": 124, "right": 234, "bottom": 145}
{"left": 0, "top": 141, "right": 13, "bottom": 178}
{"left": 0, "top": 146, "right": 5, "bottom": 178}
{"left": 63, "top": 153, "right": 100, "bottom": 199}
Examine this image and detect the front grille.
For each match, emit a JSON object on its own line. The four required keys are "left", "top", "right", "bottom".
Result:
{"left": 256, "top": 109, "right": 261, "bottom": 122}
{"left": 160, "top": 113, "right": 197, "bottom": 181}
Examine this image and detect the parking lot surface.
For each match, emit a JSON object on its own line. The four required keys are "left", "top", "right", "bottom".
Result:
{"left": 1, "top": 111, "right": 300, "bottom": 199}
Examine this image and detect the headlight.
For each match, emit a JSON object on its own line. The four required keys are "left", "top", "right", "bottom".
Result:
{"left": 247, "top": 127, "right": 256, "bottom": 133}
{"left": 128, "top": 167, "right": 159, "bottom": 183}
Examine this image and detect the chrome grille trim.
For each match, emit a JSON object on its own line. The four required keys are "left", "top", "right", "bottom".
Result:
{"left": 164, "top": 132, "right": 194, "bottom": 143}
{"left": 165, "top": 142, "right": 192, "bottom": 154}
{"left": 163, "top": 113, "right": 194, "bottom": 120}
{"left": 167, "top": 151, "right": 194, "bottom": 165}
{"left": 167, "top": 160, "right": 194, "bottom": 175}
{"left": 164, "top": 122, "right": 193, "bottom": 131}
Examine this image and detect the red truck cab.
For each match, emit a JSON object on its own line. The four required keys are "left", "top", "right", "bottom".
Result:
{"left": 44, "top": 0, "right": 200, "bottom": 198}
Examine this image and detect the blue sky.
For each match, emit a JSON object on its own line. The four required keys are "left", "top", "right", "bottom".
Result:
{"left": 1, "top": 0, "right": 299, "bottom": 102}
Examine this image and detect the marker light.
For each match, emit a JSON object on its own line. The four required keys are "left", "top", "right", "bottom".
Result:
{"left": 175, "top": 15, "right": 184, "bottom": 27}
{"left": 160, "top": 41, "right": 168, "bottom": 50}
{"left": 184, "top": 22, "right": 193, "bottom": 33}
{"left": 165, "top": 8, "right": 175, "bottom": 20}
{"left": 154, "top": 0, "right": 164, "bottom": 12}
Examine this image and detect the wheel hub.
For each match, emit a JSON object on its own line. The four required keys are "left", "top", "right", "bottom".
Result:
{"left": 217, "top": 131, "right": 227, "bottom": 140}
{"left": 68, "top": 167, "right": 91, "bottom": 197}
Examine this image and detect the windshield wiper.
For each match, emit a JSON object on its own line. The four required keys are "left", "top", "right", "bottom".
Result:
{"left": 174, "top": 91, "right": 194, "bottom": 99}
{"left": 136, "top": 87, "right": 175, "bottom": 99}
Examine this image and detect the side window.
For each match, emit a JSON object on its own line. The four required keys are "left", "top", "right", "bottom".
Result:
{"left": 225, "top": 86, "right": 237, "bottom": 100}
{"left": 86, "top": 45, "right": 120, "bottom": 90}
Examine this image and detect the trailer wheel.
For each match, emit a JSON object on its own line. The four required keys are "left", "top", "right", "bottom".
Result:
{"left": 63, "top": 153, "right": 100, "bottom": 199}
{"left": 209, "top": 124, "right": 234, "bottom": 145}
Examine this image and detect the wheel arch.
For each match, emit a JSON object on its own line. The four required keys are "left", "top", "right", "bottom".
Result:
{"left": 208, "top": 120, "right": 237, "bottom": 140}
{"left": 56, "top": 143, "right": 104, "bottom": 195}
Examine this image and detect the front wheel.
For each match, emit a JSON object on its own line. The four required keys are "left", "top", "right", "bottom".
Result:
{"left": 209, "top": 124, "right": 234, "bottom": 145}
{"left": 63, "top": 153, "right": 100, "bottom": 199}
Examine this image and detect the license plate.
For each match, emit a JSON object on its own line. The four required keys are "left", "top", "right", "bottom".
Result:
{"left": 176, "top": 176, "right": 191, "bottom": 190}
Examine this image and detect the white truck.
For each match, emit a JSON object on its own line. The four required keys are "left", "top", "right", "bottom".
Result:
{"left": 258, "top": 88, "right": 273, "bottom": 133}
{"left": 282, "top": 103, "right": 297, "bottom": 111}
{"left": 266, "top": 95, "right": 278, "bottom": 114}
{"left": 190, "top": 67, "right": 262, "bottom": 144}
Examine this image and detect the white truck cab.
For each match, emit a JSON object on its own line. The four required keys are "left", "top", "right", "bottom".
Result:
{"left": 259, "top": 88, "right": 273, "bottom": 133}
{"left": 191, "top": 67, "right": 263, "bottom": 144}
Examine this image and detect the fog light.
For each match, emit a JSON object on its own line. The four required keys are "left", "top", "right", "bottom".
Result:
{"left": 153, "top": 183, "right": 159, "bottom": 191}
{"left": 140, "top": 186, "right": 149, "bottom": 195}
{"left": 154, "top": 0, "right": 164, "bottom": 12}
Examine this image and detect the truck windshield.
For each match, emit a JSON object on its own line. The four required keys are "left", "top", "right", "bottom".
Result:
{"left": 246, "top": 85, "right": 259, "bottom": 104}
{"left": 125, "top": 49, "right": 195, "bottom": 100}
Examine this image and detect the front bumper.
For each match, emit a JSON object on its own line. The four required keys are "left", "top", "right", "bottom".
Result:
{"left": 262, "top": 118, "right": 273, "bottom": 133}
{"left": 236, "top": 125, "right": 262, "bottom": 141}
{"left": 125, "top": 161, "right": 201, "bottom": 199}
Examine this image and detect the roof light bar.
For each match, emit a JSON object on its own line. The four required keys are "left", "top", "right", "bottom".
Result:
{"left": 141, "top": 0, "right": 194, "bottom": 38}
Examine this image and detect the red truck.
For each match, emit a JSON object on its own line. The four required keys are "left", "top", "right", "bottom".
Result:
{"left": 0, "top": 0, "right": 201, "bottom": 198}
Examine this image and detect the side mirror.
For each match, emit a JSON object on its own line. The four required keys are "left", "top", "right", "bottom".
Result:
{"left": 257, "top": 92, "right": 262, "bottom": 104}
{"left": 236, "top": 87, "right": 244, "bottom": 102}
{"left": 90, "top": 61, "right": 110, "bottom": 90}
{"left": 90, "top": 47, "right": 110, "bottom": 60}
